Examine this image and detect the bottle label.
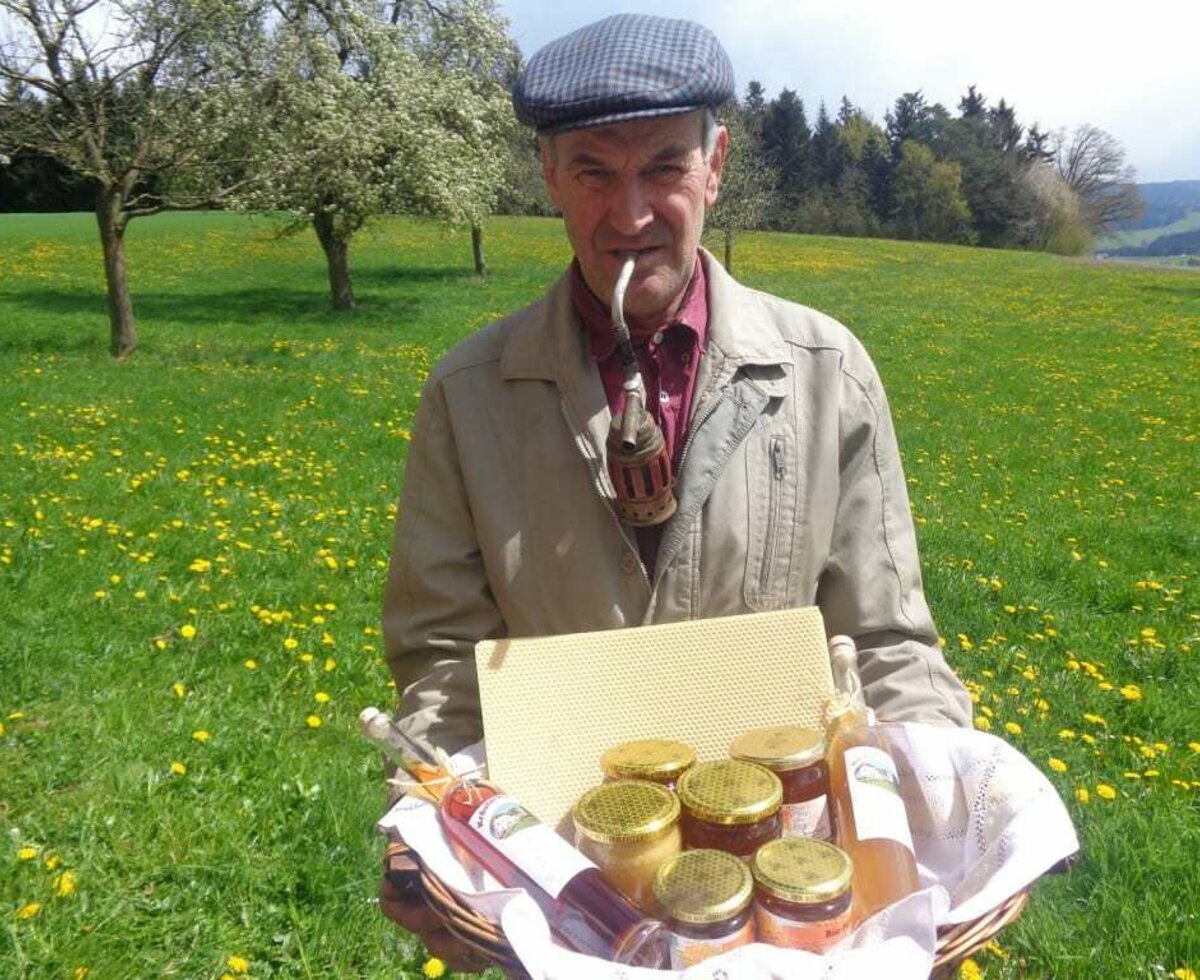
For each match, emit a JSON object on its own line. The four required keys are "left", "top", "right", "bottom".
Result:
{"left": 843, "top": 745, "right": 914, "bottom": 850}
{"left": 668, "top": 918, "right": 755, "bottom": 968}
{"left": 782, "top": 795, "right": 831, "bottom": 840}
{"left": 469, "top": 794, "right": 596, "bottom": 899}
{"left": 755, "top": 903, "right": 850, "bottom": 952}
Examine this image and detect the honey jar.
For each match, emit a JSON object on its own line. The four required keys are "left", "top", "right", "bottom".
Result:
{"left": 601, "top": 739, "right": 696, "bottom": 790}
{"left": 653, "top": 849, "right": 756, "bottom": 968}
{"left": 730, "top": 725, "right": 832, "bottom": 840}
{"left": 573, "top": 780, "right": 682, "bottom": 910}
{"left": 751, "top": 838, "right": 853, "bottom": 953}
{"left": 676, "top": 760, "right": 782, "bottom": 859}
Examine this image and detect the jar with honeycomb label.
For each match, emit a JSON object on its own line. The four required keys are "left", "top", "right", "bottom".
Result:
{"left": 730, "top": 725, "right": 832, "bottom": 841}
{"left": 676, "top": 760, "right": 782, "bottom": 860}
{"left": 653, "top": 849, "right": 756, "bottom": 968}
{"left": 601, "top": 739, "right": 696, "bottom": 791}
{"left": 751, "top": 837, "right": 853, "bottom": 953}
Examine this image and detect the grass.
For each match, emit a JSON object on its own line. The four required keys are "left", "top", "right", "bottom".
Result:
{"left": 1, "top": 211, "right": 1198, "bottom": 980}
{"left": 1096, "top": 209, "right": 1200, "bottom": 251}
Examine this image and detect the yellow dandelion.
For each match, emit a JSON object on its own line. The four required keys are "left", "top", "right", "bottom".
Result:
{"left": 93, "top": 590, "right": 107, "bottom": 600}
{"left": 16, "top": 902, "right": 42, "bottom": 919}
{"left": 1096, "top": 783, "right": 1117, "bottom": 800}
{"left": 973, "top": 716, "right": 991, "bottom": 732}
{"left": 283, "top": 637, "right": 299, "bottom": 650}
{"left": 1075, "top": 787, "right": 1090, "bottom": 804}
{"left": 0, "top": 721, "right": 5, "bottom": 737}
{"left": 109, "top": 574, "right": 121, "bottom": 585}
{"left": 170, "top": 761, "right": 187, "bottom": 776}
{"left": 73, "top": 968, "right": 90, "bottom": 980}
{"left": 44, "top": 855, "right": 61, "bottom": 871}
{"left": 188, "top": 558, "right": 212, "bottom": 573}
{"left": 192, "top": 730, "right": 211, "bottom": 744}
{"left": 1119, "top": 685, "right": 1142, "bottom": 701}
{"left": 1188, "top": 742, "right": 1200, "bottom": 754}
{"left": 172, "top": 682, "right": 186, "bottom": 698}
{"left": 179, "top": 624, "right": 197, "bottom": 640}
{"left": 1048, "top": 758, "right": 1068, "bottom": 773}
{"left": 1004, "top": 722, "right": 1022, "bottom": 736}
{"left": 1173, "top": 968, "right": 1197, "bottom": 980}
{"left": 55, "top": 870, "right": 78, "bottom": 897}
{"left": 422, "top": 957, "right": 447, "bottom": 979}
{"left": 314, "top": 691, "right": 331, "bottom": 704}
{"left": 305, "top": 715, "right": 323, "bottom": 729}
{"left": 958, "top": 958, "right": 983, "bottom": 980}
{"left": 1059, "top": 729, "right": 1076, "bottom": 740}
{"left": 323, "top": 657, "right": 336, "bottom": 672}
{"left": 227, "top": 955, "right": 251, "bottom": 974}
{"left": 244, "top": 659, "right": 257, "bottom": 670}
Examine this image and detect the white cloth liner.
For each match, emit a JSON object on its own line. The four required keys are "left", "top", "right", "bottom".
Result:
{"left": 377, "top": 723, "right": 1079, "bottom": 980}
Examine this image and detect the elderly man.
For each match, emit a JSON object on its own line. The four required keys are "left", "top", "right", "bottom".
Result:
{"left": 380, "top": 13, "right": 972, "bottom": 961}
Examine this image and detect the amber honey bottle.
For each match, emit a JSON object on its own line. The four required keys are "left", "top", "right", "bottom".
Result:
{"left": 824, "top": 636, "right": 919, "bottom": 924}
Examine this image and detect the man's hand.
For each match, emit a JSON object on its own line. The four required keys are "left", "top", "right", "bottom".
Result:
{"left": 380, "top": 845, "right": 495, "bottom": 973}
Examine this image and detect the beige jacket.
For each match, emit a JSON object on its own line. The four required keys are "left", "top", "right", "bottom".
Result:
{"left": 383, "top": 251, "right": 972, "bottom": 754}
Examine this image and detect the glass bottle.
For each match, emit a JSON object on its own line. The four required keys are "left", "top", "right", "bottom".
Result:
{"left": 440, "top": 778, "right": 669, "bottom": 967}
{"left": 824, "top": 635, "right": 919, "bottom": 925}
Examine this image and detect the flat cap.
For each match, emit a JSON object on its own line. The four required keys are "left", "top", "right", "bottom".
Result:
{"left": 512, "top": 14, "right": 734, "bottom": 135}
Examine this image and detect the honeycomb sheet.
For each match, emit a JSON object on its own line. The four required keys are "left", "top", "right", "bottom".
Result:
{"left": 475, "top": 608, "right": 833, "bottom": 833}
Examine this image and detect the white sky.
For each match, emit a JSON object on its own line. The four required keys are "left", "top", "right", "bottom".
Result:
{"left": 497, "top": 0, "right": 1200, "bottom": 183}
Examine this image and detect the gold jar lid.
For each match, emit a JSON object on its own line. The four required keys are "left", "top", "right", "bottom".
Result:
{"left": 751, "top": 838, "right": 853, "bottom": 904}
{"left": 573, "top": 780, "right": 681, "bottom": 844}
{"left": 601, "top": 739, "right": 696, "bottom": 782}
{"left": 676, "top": 760, "right": 782, "bottom": 826}
{"left": 730, "top": 725, "right": 825, "bottom": 772}
{"left": 653, "top": 848, "right": 754, "bottom": 925}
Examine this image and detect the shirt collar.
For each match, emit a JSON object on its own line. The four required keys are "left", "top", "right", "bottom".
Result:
{"left": 569, "top": 257, "right": 708, "bottom": 361}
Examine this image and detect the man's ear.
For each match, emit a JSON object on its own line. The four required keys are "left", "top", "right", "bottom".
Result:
{"left": 540, "top": 137, "right": 563, "bottom": 211}
{"left": 705, "top": 125, "right": 730, "bottom": 208}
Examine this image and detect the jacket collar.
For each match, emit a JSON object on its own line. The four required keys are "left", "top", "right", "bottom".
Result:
{"left": 499, "top": 248, "right": 791, "bottom": 386}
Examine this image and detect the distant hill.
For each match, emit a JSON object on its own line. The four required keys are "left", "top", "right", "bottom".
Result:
{"left": 1097, "top": 180, "right": 1200, "bottom": 256}
{"left": 1112, "top": 180, "right": 1200, "bottom": 231}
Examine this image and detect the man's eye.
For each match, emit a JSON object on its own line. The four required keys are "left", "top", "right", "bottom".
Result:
{"left": 647, "top": 165, "right": 684, "bottom": 183}
{"left": 576, "top": 169, "right": 611, "bottom": 187}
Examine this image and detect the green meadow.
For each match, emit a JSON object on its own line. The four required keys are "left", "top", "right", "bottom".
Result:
{"left": 1, "top": 212, "right": 1197, "bottom": 979}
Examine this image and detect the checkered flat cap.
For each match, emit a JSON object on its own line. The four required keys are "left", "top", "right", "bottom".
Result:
{"left": 513, "top": 14, "right": 734, "bottom": 135}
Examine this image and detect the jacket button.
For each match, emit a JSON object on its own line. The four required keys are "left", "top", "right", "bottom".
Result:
{"left": 619, "top": 552, "right": 639, "bottom": 575}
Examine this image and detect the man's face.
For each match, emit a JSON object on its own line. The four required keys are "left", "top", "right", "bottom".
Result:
{"left": 541, "top": 110, "right": 728, "bottom": 332}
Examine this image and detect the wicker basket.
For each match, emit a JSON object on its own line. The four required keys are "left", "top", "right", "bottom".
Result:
{"left": 383, "top": 840, "right": 1036, "bottom": 978}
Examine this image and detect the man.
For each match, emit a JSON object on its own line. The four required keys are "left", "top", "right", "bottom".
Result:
{"left": 379, "top": 13, "right": 972, "bottom": 962}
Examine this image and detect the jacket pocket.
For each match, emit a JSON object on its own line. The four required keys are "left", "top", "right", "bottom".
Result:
{"left": 744, "top": 430, "right": 795, "bottom": 610}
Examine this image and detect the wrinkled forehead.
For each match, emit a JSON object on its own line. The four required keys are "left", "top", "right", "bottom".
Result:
{"left": 552, "top": 110, "right": 706, "bottom": 165}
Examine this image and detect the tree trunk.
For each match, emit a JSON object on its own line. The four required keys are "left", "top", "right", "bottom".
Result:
{"left": 313, "top": 210, "right": 355, "bottom": 310}
{"left": 95, "top": 188, "right": 138, "bottom": 358}
{"left": 724, "top": 227, "right": 734, "bottom": 274}
{"left": 471, "top": 223, "right": 487, "bottom": 276}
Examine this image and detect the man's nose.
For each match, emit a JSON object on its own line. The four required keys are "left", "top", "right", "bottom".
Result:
{"left": 607, "top": 177, "right": 654, "bottom": 237}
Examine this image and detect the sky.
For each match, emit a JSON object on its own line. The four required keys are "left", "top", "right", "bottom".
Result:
{"left": 496, "top": 0, "right": 1200, "bottom": 184}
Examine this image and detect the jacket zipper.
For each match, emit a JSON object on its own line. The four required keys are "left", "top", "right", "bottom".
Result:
{"left": 676, "top": 387, "right": 728, "bottom": 477}
{"left": 559, "top": 400, "right": 651, "bottom": 591}
{"left": 760, "top": 436, "right": 786, "bottom": 597}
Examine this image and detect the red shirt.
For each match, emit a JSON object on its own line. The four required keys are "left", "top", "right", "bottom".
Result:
{"left": 569, "top": 259, "right": 709, "bottom": 573}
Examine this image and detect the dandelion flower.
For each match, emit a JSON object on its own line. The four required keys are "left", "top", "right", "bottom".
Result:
{"left": 323, "top": 657, "right": 336, "bottom": 672}
{"left": 1075, "top": 787, "right": 1090, "bottom": 804}
{"left": 1004, "top": 722, "right": 1022, "bottom": 736}
{"left": 1120, "top": 685, "right": 1142, "bottom": 701}
{"left": 314, "top": 692, "right": 330, "bottom": 704}
{"left": 44, "top": 855, "right": 61, "bottom": 870}
{"left": 1173, "top": 968, "right": 1196, "bottom": 980}
{"left": 16, "top": 902, "right": 42, "bottom": 919}
{"left": 1048, "top": 758, "right": 1068, "bottom": 773}
{"left": 172, "top": 682, "right": 186, "bottom": 698}
{"left": 244, "top": 659, "right": 257, "bottom": 670}
{"left": 55, "top": 870, "right": 78, "bottom": 897}
{"left": 283, "top": 637, "right": 299, "bottom": 650}
{"left": 73, "top": 968, "right": 90, "bottom": 980}
{"left": 227, "top": 955, "right": 250, "bottom": 974}
{"left": 1188, "top": 742, "right": 1200, "bottom": 754}
{"left": 1059, "top": 729, "right": 1076, "bottom": 740}
{"left": 179, "top": 624, "right": 197, "bottom": 640}
{"left": 1096, "top": 783, "right": 1117, "bottom": 800}
{"left": 171, "top": 762, "right": 187, "bottom": 776}
{"left": 192, "top": 730, "right": 211, "bottom": 744}
{"left": 973, "top": 716, "right": 991, "bottom": 732}
{"left": 958, "top": 959, "right": 983, "bottom": 980}
{"left": 305, "top": 715, "right": 322, "bottom": 729}
{"left": 422, "top": 957, "right": 447, "bottom": 979}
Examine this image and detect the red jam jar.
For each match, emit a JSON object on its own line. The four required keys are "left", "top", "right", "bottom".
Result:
{"left": 730, "top": 725, "right": 832, "bottom": 841}
{"left": 676, "top": 760, "right": 782, "bottom": 860}
{"left": 653, "top": 849, "right": 756, "bottom": 968}
{"left": 751, "top": 838, "right": 853, "bottom": 953}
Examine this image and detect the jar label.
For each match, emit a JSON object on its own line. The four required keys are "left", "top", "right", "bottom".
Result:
{"left": 668, "top": 918, "right": 755, "bottom": 968}
{"left": 469, "top": 794, "right": 596, "bottom": 898}
{"left": 755, "top": 903, "right": 850, "bottom": 952}
{"left": 782, "top": 795, "right": 831, "bottom": 840}
{"left": 843, "top": 746, "right": 914, "bottom": 850}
